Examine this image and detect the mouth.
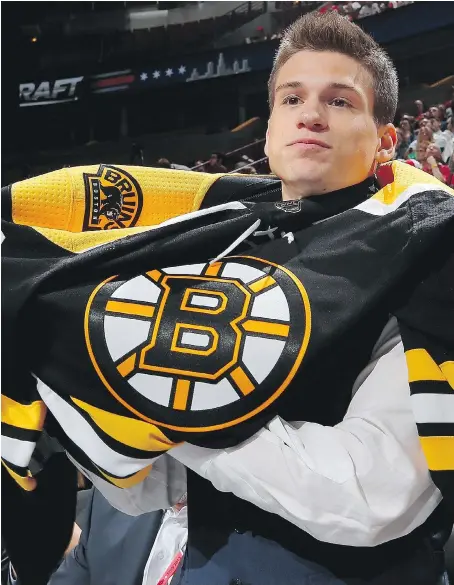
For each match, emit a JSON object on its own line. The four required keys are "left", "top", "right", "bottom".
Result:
{"left": 288, "top": 139, "right": 331, "bottom": 149}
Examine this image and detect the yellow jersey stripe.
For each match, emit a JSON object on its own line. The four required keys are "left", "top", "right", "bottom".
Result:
{"left": 405, "top": 349, "right": 446, "bottom": 383}
{"left": 1, "top": 395, "right": 46, "bottom": 431}
{"left": 97, "top": 463, "right": 154, "bottom": 489}
{"left": 440, "top": 361, "right": 454, "bottom": 390}
{"left": 71, "top": 397, "right": 177, "bottom": 452}
{"left": 1, "top": 460, "right": 36, "bottom": 491}
{"left": 420, "top": 436, "right": 454, "bottom": 471}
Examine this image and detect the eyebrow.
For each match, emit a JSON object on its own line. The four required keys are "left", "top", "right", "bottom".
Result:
{"left": 275, "top": 81, "right": 363, "bottom": 99}
{"left": 275, "top": 81, "right": 303, "bottom": 94}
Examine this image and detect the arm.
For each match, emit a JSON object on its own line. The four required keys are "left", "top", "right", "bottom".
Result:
{"left": 46, "top": 545, "right": 88, "bottom": 585}
{"left": 395, "top": 251, "right": 454, "bottom": 515}
{"left": 2, "top": 544, "right": 82, "bottom": 585}
{"left": 427, "top": 156, "right": 447, "bottom": 184}
{"left": 170, "top": 341, "right": 441, "bottom": 547}
{"left": 431, "top": 166, "right": 447, "bottom": 184}
{"left": 46, "top": 491, "right": 94, "bottom": 585}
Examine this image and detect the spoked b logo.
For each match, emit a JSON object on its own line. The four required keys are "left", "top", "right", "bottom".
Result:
{"left": 85, "top": 256, "right": 311, "bottom": 433}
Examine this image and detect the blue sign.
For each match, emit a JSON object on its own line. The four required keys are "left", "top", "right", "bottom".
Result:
{"left": 135, "top": 42, "right": 278, "bottom": 89}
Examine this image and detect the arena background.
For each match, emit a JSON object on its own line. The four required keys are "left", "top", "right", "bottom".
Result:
{"left": 1, "top": 1, "right": 454, "bottom": 183}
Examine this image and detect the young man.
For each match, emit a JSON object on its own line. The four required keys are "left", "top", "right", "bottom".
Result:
{"left": 162, "top": 12, "right": 453, "bottom": 584}
{"left": 2, "top": 11, "right": 453, "bottom": 585}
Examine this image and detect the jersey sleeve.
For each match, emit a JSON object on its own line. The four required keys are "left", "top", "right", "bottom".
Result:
{"left": 1, "top": 164, "right": 282, "bottom": 233}
{"left": 1, "top": 165, "right": 222, "bottom": 232}
{"left": 395, "top": 251, "right": 454, "bottom": 515}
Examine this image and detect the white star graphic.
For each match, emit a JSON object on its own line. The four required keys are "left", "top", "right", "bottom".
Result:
{"left": 152, "top": 70, "right": 161, "bottom": 79}
{"left": 165, "top": 68, "right": 173, "bottom": 77}
{"left": 140, "top": 72, "right": 148, "bottom": 81}
{"left": 178, "top": 65, "right": 186, "bottom": 75}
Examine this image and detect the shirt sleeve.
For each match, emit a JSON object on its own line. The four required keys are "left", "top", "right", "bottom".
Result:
{"left": 170, "top": 341, "right": 442, "bottom": 547}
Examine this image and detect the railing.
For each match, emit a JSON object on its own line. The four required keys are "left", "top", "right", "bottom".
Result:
{"left": 190, "top": 137, "right": 265, "bottom": 171}
{"left": 207, "top": 1, "right": 268, "bottom": 48}
{"left": 227, "top": 155, "right": 268, "bottom": 173}
{"left": 226, "top": 137, "right": 265, "bottom": 157}
{"left": 230, "top": 1, "right": 267, "bottom": 17}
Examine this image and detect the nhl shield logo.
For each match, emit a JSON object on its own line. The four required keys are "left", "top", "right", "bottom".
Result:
{"left": 275, "top": 200, "right": 302, "bottom": 213}
{"left": 83, "top": 165, "right": 143, "bottom": 230}
{"left": 85, "top": 256, "right": 311, "bottom": 434}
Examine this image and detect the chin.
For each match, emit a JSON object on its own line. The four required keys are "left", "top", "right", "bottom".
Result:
{"left": 287, "top": 166, "right": 327, "bottom": 187}
{"left": 270, "top": 157, "right": 331, "bottom": 185}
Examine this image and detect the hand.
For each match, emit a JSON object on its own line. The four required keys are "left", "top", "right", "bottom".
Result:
{"left": 426, "top": 155, "right": 437, "bottom": 167}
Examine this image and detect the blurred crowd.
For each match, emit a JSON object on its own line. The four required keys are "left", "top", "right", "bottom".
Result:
{"left": 395, "top": 99, "right": 454, "bottom": 185}
{"left": 318, "top": 1, "right": 415, "bottom": 21}
{"left": 247, "top": 1, "right": 415, "bottom": 44}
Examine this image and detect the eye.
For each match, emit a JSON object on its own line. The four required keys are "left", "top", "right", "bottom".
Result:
{"left": 282, "top": 95, "right": 301, "bottom": 106}
{"left": 330, "top": 98, "right": 351, "bottom": 108}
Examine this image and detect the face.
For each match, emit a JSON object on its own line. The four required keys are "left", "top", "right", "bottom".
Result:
{"left": 209, "top": 154, "right": 218, "bottom": 166}
{"left": 429, "top": 106, "right": 440, "bottom": 120}
{"left": 426, "top": 143, "right": 441, "bottom": 161}
{"left": 419, "top": 118, "right": 430, "bottom": 129}
{"left": 430, "top": 118, "right": 440, "bottom": 132}
{"left": 419, "top": 125, "right": 433, "bottom": 141}
{"left": 400, "top": 119, "right": 411, "bottom": 132}
{"left": 416, "top": 143, "right": 428, "bottom": 163}
{"left": 396, "top": 127, "right": 403, "bottom": 146}
{"left": 265, "top": 51, "right": 396, "bottom": 199}
{"left": 415, "top": 100, "right": 423, "bottom": 112}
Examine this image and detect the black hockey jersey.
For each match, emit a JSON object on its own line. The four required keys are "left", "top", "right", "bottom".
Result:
{"left": 1, "top": 161, "right": 453, "bottom": 515}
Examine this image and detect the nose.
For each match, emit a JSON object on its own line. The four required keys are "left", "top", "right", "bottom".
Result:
{"left": 296, "top": 102, "right": 328, "bottom": 132}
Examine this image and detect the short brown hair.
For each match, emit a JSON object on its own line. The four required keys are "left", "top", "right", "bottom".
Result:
{"left": 268, "top": 11, "right": 398, "bottom": 125}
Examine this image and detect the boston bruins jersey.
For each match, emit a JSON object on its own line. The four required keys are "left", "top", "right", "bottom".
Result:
{"left": 1, "top": 162, "right": 453, "bottom": 516}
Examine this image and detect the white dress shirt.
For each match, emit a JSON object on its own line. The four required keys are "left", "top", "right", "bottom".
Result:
{"left": 143, "top": 505, "right": 187, "bottom": 585}
{"left": 83, "top": 319, "right": 442, "bottom": 548}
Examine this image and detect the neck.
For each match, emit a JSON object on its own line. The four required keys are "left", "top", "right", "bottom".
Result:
{"left": 277, "top": 176, "right": 379, "bottom": 218}
{"left": 281, "top": 176, "right": 374, "bottom": 201}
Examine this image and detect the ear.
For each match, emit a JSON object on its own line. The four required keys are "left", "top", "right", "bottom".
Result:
{"left": 375, "top": 123, "right": 397, "bottom": 164}
{"left": 264, "top": 125, "right": 270, "bottom": 157}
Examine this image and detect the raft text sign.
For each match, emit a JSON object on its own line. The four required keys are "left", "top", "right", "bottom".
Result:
{"left": 19, "top": 76, "right": 84, "bottom": 107}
